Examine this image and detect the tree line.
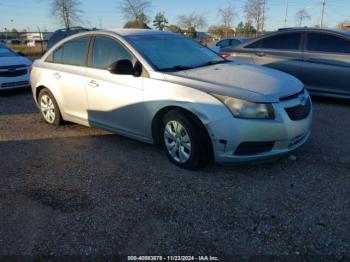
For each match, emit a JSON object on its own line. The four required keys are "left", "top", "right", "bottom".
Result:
{"left": 47, "top": 0, "right": 270, "bottom": 38}
{"left": 34, "top": 0, "right": 350, "bottom": 40}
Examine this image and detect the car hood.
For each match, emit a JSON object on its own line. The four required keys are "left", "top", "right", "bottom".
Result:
{"left": 163, "top": 62, "right": 303, "bottom": 103}
{"left": 0, "top": 56, "right": 32, "bottom": 67}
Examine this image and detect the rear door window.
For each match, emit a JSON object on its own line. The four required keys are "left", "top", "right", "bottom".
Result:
{"left": 306, "top": 33, "right": 350, "bottom": 54}
{"left": 261, "top": 33, "right": 301, "bottom": 50}
{"left": 91, "top": 36, "right": 133, "bottom": 70}
{"left": 61, "top": 37, "right": 89, "bottom": 66}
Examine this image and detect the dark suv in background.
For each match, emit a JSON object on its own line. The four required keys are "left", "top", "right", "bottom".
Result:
{"left": 221, "top": 28, "right": 350, "bottom": 99}
{"left": 47, "top": 27, "right": 91, "bottom": 49}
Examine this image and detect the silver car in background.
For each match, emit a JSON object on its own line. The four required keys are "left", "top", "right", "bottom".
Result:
{"left": 30, "top": 29, "right": 312, "bottom": 169}
{"left": 209, "top": 37, "right": 251, "bottom": 53}
{"left": 0, "top": 44, "right": 32, "bottom": 90}
{"left": 221, "top": 28, "right": 350, "bottom": 99}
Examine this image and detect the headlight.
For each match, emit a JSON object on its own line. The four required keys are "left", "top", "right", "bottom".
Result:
{"left": 212, "top": 94, "right": 275, "bottom": 119}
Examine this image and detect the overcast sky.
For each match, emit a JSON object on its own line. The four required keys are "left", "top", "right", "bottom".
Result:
{"left": 0, "top": 0, "right": 349, "bottom": 32}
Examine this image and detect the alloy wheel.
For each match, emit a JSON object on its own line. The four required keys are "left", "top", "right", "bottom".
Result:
{"left": 40, "top": 94, "right": 56, "bottom": 124}
{"left": 163, "top": 120, "right": 192, "bottom": 163}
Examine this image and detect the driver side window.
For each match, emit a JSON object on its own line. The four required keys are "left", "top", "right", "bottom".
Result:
{"left": 91, "top": 36, "right": 133, "bottom": 69}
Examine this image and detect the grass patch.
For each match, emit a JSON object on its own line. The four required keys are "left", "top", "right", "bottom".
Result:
{"left": 9, "top": 45, "right": 47, "bottom": 61}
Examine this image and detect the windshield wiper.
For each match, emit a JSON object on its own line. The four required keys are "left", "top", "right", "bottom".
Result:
{"left": 158, "top": 65, "right": 193, "bottom": 72}
{"left": 192, "top": 60, "right": 230, "bottom": 69}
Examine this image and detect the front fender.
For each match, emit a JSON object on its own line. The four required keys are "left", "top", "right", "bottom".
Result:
{"left": 142, "top": 77, "right": 232, "bottom": 140}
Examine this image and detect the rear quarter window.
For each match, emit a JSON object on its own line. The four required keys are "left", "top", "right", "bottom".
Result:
{"left": 245, "top": 40, "right": 262, "bottom": 49}
{"left": 47, "top": 46, "right": 63, "bottom": 63}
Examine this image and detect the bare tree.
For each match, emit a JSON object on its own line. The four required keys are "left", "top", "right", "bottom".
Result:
{"left": 218, "top": 1, "right": 237, "bottom": 38}
{"left": 243, "top": 0, "right": 266, "bottom": 34}
{"left": 120, "top": 0, "right": 151, "bottom": 23}
{"left": 177, "top": 13, "right": 207, "bottom": 31}
{"left": 50, "top": 0, "right": 83, "bottom": 28}
{"left": 295, "top": 8, "right": 311, "bottom": 27}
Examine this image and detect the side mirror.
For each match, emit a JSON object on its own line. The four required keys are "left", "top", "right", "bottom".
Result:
{"left": 17, "top": 52, "right": 26, "bottom": 57}
{"left": 108, "top": 60, "right": 135, "bottom": 75}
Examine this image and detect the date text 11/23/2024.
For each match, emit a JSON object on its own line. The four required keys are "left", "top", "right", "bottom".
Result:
{"left": 127, "top": 255, "right": 220, "bottom": 261}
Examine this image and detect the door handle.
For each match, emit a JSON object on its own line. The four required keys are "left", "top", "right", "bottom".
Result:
{"left": 87, "top": 80, "right": 99, "bottom": 88}
{"left": 255, "top": 51, "right": 266, "bottom": 57}
{"left": 53, "top": 72, "right": 61, "bottom": 79}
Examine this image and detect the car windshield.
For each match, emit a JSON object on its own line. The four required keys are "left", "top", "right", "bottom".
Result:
{"left": 126, "top": 34, "right": 226, "bottom": 71}
{"left": 0, "top": 46, "right": 16, "bottom": 57}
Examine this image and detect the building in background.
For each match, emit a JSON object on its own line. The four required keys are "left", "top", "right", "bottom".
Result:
{"left": 338, "top": 22, "right": 350, "bottom": 30}
{"left": 20, "top": 32, "right": 53, "bottom": 47}
{"left": 20, "top": 32, "right": 53, "bottom": 41}
{"left": 0, "top": 31, "right": 52, "bottom": 46}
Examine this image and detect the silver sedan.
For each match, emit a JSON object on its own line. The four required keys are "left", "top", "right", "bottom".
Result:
{"left": 30, "top": 29, "right": 312, "bottom": 169}
{"left": 221, "top": 28, "right": 350, "bottom": 99}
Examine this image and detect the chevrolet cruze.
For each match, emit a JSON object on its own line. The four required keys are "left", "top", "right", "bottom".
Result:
{"left": 30, "top": 29, "right": 312, "bottom": 169}
{"left": 0, "top": 44, "right": 32, "bottom": 90}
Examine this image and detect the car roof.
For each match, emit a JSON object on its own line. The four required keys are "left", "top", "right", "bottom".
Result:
{"left": 277, "top": 27, "right": 350, "bottom": 36}
{"left": 218, "top": 37, "right": 249, "bottom": 41}
{"left": 238, "top": 27, "right": 350, "bottom": 47}
{"left": 103, "top": 29, "right": 176, "bottom": 37}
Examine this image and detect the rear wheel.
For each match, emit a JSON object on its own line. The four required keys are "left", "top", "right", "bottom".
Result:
{"left": 38, "top": 89, "right": 62, "bottom": 125}
{"left": 160, "top": 110, "right": 212, "bottom": 170}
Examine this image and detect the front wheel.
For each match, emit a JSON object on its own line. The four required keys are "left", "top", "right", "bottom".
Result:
{"left": 160, "top": 110, "right": 212, "bottom": 170}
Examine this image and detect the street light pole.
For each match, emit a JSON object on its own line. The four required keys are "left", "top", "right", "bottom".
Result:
{"left": 320, "top": 0, "right": 326, "bottom": 28}
{"left": 284, "top": 0, "right": 289, "bottom": 27}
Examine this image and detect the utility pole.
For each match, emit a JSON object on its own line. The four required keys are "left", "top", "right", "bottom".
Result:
{"left": 284, "top": 0, "right": 289, "bottom": 27}
{"left": 320, "top": 0, "right": 326, "bottom": 28}
{"left": 37, "top": 26, "right": 44, "bottom": 55}
{"left": 261, "top": 0, "right": 266, "bottom": 33}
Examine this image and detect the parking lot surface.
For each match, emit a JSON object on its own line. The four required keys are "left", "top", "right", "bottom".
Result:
{"left": 0, "top": 90, "right": 349, "bottom": 257}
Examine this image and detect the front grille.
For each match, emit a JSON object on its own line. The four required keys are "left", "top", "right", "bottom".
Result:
{"left": 0, "top": 69, "right": 27, "bottom": 77}
{"left": 1, "top": 81, "right": 30, "bottom": 88}
{"left": 285, "top": 98, "right": 311, "bottom": 121}
{"left": 235, "top": 141, "right": 275, "bottom": 156}
{"left": 0, "top": 64, "right": 26, "bottom": 70}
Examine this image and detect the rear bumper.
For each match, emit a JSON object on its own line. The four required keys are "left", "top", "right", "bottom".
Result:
{"left": 207, "top": 95, "right": 313, "bottom": 163}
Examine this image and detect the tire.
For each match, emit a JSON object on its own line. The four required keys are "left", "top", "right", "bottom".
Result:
{"left": 38, "top": 88, "right": 62, "bottom": 125}
{"left": 160, "top": 110, "right": 212, "bottom": 170}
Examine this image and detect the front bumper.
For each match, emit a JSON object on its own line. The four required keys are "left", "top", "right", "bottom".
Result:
{"left": 0, "top": 73, "right": 30, "bottom": 90}
{"left": 207, "top": 95, "right": 313, "bottom": 163}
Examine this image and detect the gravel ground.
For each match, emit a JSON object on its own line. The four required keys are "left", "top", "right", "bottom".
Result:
{"left": 0, "top": 89, "right": 349, "bottom": 259}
